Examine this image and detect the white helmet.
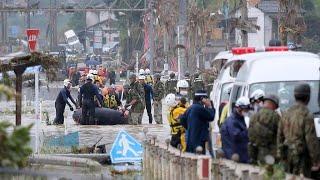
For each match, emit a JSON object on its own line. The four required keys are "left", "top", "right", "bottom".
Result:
{"left": 165, "top": 93, "right": 178, "bottom": 107}
{"left": 138, "top": 75, "right": 145, "bottom": 80}
{"left": 139, "top": 69, "right": 145, "bottom": 75}
{"left": 87, "top": 74, "right": 94, "bottom": 81}
{"left": 235, "top": 96, "right": 251, "bottom": 109}
{"left": 63, "top": 79, "right": 71, "bottom": 87}
{"left": 145, "top": 68, "right": 151, "bottom": 74}
{"left": 92, "top": 70, "right": 98, "bottom": 75}
{"left": 250, "top": 89, "right": 265, "bottom": 101}
{"left": 89, "top": 69, "right": 94, "bottom": 74}
{"left": 177, "top": 80, "right": 189, "bottom": 89}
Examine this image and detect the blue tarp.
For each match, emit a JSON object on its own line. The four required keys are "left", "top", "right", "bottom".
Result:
{"left": 45, "top": 131, "right": 79, "bottom": 147}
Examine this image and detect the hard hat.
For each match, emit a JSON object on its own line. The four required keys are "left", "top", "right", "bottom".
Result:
{"left": 165, "top": 93, "right": 178, "bottom": 107}
{"left": 250, "top": 89, "right": 265, "bottom": 102}
{"left": 169, "top": 72, "right": 175, "bottom": 78}
{"left": 92, "top": 70, "right": 98, "bottom": 75}
{"left": 294, "top": 83, "right": 311, "bottom": 98}
{"left": 235, "top": 97, "right": 251, "bottom": 109}
{"left": 87, "top": 74, "right": 94, "bottom": 81}
{"left": 138, "top": 75, "right": 145, "bottom": 80}
{"left": 177, "top": 80, "right": 189, "bottom": 89}
{"left": 264, "top": 94, "right": 280, "bottom": 108}
{"left": 63, "top": 79, "right": 71, "bottom": 87}
{"left": 139, "top": 69, "right": 145, "bottom": 75}
{"left": 145, "top": 68, "right": 151, "bottom": 74}
{"left": 154, "top": 73, "right": 161, "bottom": 79}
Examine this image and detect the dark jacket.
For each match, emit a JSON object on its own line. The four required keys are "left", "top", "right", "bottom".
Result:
{"left": 55, "top": 87, "right": 76, "bottom": 107}
{"left": 143, "top": 83, "right": 153, "bottom": 103}
{"left": 220, "top": 111, "right": 249, "bottom": 163}
{"left": 180, "top": 102, "right": 215, "bottom": 153}
{"left": 79, "top": 82, "right": 102, "bottom": 106}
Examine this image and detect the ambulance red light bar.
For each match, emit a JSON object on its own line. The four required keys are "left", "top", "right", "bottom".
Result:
{"left": 232, "top": 47, "right": 256, "bottom": 55}
{"left": 232, "top": 46, "right": 289, "bottom": 55}
{"left": 265, "top": 46, "right": 289, "bottom": 52}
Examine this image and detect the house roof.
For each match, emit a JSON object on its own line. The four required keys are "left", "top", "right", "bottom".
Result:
{"left": 256, "top": 0, "right": 279, "bottom": 14}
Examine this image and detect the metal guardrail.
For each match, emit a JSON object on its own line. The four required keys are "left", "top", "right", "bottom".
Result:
{"left": 143, "top": 136, "right": 310, "bottom": 180}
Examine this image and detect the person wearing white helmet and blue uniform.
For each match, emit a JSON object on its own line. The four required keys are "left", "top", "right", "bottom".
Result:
{"left": 220, "top": 96, "right": 251, "bottom": 163}
{"left": 53, "top": 79, "right": 78, "bottom": 125}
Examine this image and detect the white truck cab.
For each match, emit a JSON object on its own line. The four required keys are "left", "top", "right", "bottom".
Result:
{"left": 228, "top": 51, "right": 320, "bottom": 131}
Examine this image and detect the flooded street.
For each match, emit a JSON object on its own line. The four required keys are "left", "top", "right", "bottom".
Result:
{"left": 0, "top": 80, "right": 170, "bottom": 153}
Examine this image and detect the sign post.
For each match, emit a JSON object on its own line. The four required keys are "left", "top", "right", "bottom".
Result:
{"left": 110, "top": 130, "right": 143, "bottom": 164}
{"left": 26, "top": 29, "right": 40, "bottom": 52}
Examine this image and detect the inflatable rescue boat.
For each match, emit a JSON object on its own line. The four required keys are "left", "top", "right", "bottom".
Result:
{"left": 72, "top": 108, "right": 129, "bottom": 125}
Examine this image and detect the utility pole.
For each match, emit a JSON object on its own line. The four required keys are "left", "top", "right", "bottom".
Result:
{"left": 177, "top": 0, "right": 187, "bottom": 80}
{"left": 148, "top": 0, "right": 155, "bottom": 73}
{"left": 27, "top": 0, "right": 30, "bottom": 28}
{"left": 240, "top": 0, "right": 248, "bottom": 47}
{"left": 49, "top": 0, "right": 58, "bottom": 51}
{"left": 1, "top": 0, "right": 8, "bottom": 45}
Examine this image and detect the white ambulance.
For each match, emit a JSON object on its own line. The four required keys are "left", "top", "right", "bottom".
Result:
{"left": 211, "top": 48, "right": 256, "bottom": 124}
{"left": 228, "top": 50, "right": 320, "bottom": 130}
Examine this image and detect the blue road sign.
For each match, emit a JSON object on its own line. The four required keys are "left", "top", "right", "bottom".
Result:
{"left": 110, "top": 130, "right": 143, "bottom": 164}
{"left": 46, "top": 131, "right": 79, "bottom": 147}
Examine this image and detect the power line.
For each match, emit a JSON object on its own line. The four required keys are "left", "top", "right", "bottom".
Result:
{"left": 0, "top": 7, "right": 147, "bottom": 12}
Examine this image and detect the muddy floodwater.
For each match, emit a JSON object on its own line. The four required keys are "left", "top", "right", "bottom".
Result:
{"left": 0, "top": 81, "right": 170, "bottom": 151}
{"left": 0, "top": 81, "right": 171, "bottom": 179}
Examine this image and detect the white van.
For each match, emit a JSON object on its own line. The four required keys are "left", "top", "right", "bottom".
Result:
{"left": 64, "top": 30, "right": 83, "bottom": 53}
{"left": 228, "top": 51, "right": 320, "bottom": 127}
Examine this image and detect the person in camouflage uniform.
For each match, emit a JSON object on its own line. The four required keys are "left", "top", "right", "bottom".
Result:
{"left": 165, "top": 72, "right": 178, "bottom": 95}
{"left": 125, "top": 74, "right": 145, "bottom": 125}
{"left": 153, "top": 73, "right": 165, "bottom": 124}
{"left": 191, "top": 72, "right": 205, "bottom": 99}
{"left": 277, "top": 83, "right": 320, "bottom": 178}
{"left": 248, "top": 94, "right": 281, "bottom": 164}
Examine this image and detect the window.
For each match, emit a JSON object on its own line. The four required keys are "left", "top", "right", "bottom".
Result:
{"left": 250, "top": 81, "right": 320, "bottom": 113}
{"left": 230, "top": 85, "right": 243, "bottom": 109}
